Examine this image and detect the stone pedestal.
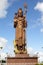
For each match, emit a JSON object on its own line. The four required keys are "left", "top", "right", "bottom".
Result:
{"left": 7, "top": 54, "right": 38, "bottom": 65}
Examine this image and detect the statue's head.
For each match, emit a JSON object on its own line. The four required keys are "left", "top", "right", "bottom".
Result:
{"left": 18, "top": 8, "right": 23, "bottom": 17}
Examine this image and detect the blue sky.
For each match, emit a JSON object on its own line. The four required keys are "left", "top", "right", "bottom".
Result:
{"left": 0, "top": 0, "right": 43, "bottom": 56}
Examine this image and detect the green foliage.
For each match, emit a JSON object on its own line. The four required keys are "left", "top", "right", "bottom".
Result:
{"left": 36, "top": 63, "right": 43, "bottom": 65}
{"left": 2, "top": 60, "right": 6, "bottom": 63}
{"left": 36, "top": 64, "right": 39, "bottom": 65}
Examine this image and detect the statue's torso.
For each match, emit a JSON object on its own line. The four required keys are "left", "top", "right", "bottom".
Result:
{"left": 16, "top": 17, "right": 25, "bottom": 41}
{"left": 17, "top": 17, "right": 25, "bottom": 28}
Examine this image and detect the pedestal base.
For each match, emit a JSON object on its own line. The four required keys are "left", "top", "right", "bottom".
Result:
{"left": 7, "top": 54, "right": 38, "bottom": 65}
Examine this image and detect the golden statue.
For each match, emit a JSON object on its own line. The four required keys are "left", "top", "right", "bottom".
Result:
{"left": 14, "top": 4, "right": 27, "bottom": 54}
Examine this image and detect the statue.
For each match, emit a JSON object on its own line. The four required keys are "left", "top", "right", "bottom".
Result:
{"left": 14, "top": 4, "right": 27, "bottom": 54}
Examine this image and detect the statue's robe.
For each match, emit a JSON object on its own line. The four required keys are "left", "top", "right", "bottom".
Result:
{"left": 14, "top": 16, "right": 27, "bottom": 53}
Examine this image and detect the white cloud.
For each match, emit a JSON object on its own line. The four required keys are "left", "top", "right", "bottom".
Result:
{"left": 0, "top": 53, "right": 7, "bottom": 60}
{"left": 41, "top": 15, "right": 43, "bottom": 24}
{"left": 40, "top": 28, "right": 43, "bottom": 32}
{"left": 0, "top": 37, "right": 8, "bottom": 50}
{"left": 34, "top": 2, "right": 43, "bottom": 22}
{"left": 34, "top": 2, "right": 43, "bottom": 12}
{"left": 29, "top": 2, "right": 43, "bottom": 31}
{"left": 0, "top": 52, "right": 14, "bottom": 60}
{"left": 35, "top": 51, "right": 43, "bottom": 63}
{"left": 27, "top": 47, "right": 43, "bottom": 63}
{"left": 7, "top": 45, "right": 15, "bottom": 57}
{"left": 34, "top": 2, "right": 43, "bottom": 24}
{"left": 34, "top": 2, "right": 43, "bottom": 32}
{"left": 27, "top": 47, "right": 35, "bottom": 57}
{"left": 0, "top": 0, "right": 9, "bottom": 18}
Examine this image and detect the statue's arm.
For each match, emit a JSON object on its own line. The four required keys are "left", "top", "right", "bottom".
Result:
{"left": 23, "top": 16, "right": 27, "bottom": 28}
{"left": 14, "top": 17, "right": 17, "bottom": 28}
{"left": 24, "top": 20, "right": 27, "bottom": 27}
